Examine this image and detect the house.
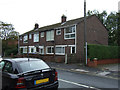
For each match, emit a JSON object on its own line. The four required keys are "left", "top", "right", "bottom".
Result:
{"left": 19, "top": 15, "right": 108, "bottom": 63}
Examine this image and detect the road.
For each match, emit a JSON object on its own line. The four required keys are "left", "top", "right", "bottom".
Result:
{"left": 57, "top": 69, "right": 119, "bottom": 89}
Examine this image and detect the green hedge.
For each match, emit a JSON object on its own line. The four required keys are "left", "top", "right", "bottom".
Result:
{"left": 87, "top": 44, "right": 120, "bottom": 60}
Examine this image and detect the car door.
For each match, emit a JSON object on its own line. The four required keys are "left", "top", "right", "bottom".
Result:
{"left": 2, "top": 61, "right": 15, "bottom": 89}
{"left": 0, "top": 60, "right": 6, "bottom": 89}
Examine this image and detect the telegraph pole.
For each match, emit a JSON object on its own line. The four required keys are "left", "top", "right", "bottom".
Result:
{"left": 84, "top": 0, "right": 87, "bottom": 65}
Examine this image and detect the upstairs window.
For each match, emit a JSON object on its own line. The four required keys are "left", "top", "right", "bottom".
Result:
{"left": 34, "top": 33, "right": 39, "bottom": 42}
{"left": 46, "top": 30, "right": 54, "bottom": 41}
{"left": 64, "top": 25, "right": 76, "bottom": 39}
{"left": 56, "top": 29, "right": 61, "bottom": 35}
{"left": 23, "top": 35, "right": 28, "bottom": 43}
{"left": 20, "top": 36, "right": 22, "bottom": 41}
{"left": 29, "top": 34, "right": 32, "bottom": 39}
{"left": 41, "top": 32, "right": 44, "bottom": 37}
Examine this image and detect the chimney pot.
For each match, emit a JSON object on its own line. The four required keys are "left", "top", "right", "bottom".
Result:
{"left": 61, "top": 15, "right": 67, "bottom": 23}
{"left": 34, "top": 23, "right": 39, "bottom": 30}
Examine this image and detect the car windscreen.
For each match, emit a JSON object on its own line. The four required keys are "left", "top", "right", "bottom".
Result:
{"left": 18, "top": 60, "right": 50, "bottom": 73}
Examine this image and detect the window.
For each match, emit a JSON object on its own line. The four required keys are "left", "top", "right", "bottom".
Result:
{"left": 41, "top": 32, "right": 44, "bottom": 37}
{"left": 34, "top": 33, "right": 39, "bottom": 42}
{"left": 56, "top": 29, "right": 61, "bottom": 35}
{"left": 46, "top": 46, "right": 54, "bottom": 54}
{"left": 0, "top": 61, "right": 6, "bottom": 70}
{"left": 20, "top": 46, "right": 27, "bottom": 53}
{"left": 3, "top": 62, "right": 13, "bottom": 73}
{"left": 23, "top": 48, "right": 27, "bottom": 53}
{"left": 29, "top": 46, "right": 36, "bottom": 53}
{"left": 46, "top": 30, "right": 54, "bottom": 41}
{"left": 23, "top": 35, "right": 28, "bottom": 43}
{"left": 20, "top": 36, "right": 22, "bottom": 41}
{"left": 39, "top": 46, "right": 44, "bottom": 54}
{"left": 29, "top": 34, "right": 32, "bottom": 39}
{"left": 55, "top": 46, "right": 65, "bottom": 55}
{"left": 64, "top": 25, "right": 76, "bottom": 39}
{"left": 18, "top": 60, "right": 50, "bottom": 73}
{"left": 71, "top": 46, "right": 76, "bottom": 54}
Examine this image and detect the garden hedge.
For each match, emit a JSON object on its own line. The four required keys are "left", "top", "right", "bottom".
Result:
{"left": 87, "top": 44, "right": 120, "bottom": 60}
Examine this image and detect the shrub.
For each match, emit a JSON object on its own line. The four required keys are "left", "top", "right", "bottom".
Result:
{"left": 87, "top": 44, "right": 119, "bottom": 60}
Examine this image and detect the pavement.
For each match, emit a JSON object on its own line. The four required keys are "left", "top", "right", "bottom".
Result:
{"left": 46, "top": 62, "right": 120, "bottom": 80}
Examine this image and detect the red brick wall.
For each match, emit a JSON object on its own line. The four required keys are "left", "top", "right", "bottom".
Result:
{"left": 76, "top": 15, "right": 108, "bottom": 63}
{"left": 87, "top": 59, "right": 120, "bottom": 67}
{"left": 97, "top": 59, "right": 120, "bottom": 65}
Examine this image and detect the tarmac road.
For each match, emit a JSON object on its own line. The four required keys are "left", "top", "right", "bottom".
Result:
{"left": 57, "top": 69, "right": 119, "bottom": 89}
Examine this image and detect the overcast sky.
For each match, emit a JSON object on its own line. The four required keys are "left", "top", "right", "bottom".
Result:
{"left": 0, "top": 0, "right": 119, "bottom": 34}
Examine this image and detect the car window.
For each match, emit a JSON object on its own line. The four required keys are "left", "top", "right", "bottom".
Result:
{"left": 0, "top": 61, "right": 6, "bottom": 70}
{"left": 18, "top": 60, "right": 50, "bottom": 73}
{"left": 3, "top": 62, "right": 13, "bottom": 73}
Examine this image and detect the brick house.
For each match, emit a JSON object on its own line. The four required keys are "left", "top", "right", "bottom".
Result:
{"left": 19, "top": 15, "right": 108, "bottom": 63}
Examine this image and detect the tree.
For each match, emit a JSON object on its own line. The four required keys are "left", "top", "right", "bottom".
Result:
{"left": 0, "top": 21, "right": 19, "bottom": 56}
{"left": 87, "top": 10, "right": 107, "bottom": 24}
{"left": 105, "top": 12, "right": 118, "bottom": 46}
{"left": 117, "top": 13, "right": 120, "bottom": 46}
{"left": 0, "top": 21, "right": 19, "bottom": 40}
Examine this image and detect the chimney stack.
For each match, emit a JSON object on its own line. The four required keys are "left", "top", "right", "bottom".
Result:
{"left": 61, "top": 15, "right": 67, "bottom": 23}
{"left": 34, "top": 23, "right": 39, "bottom": 30}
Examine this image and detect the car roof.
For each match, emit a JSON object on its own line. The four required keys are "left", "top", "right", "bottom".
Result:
{"left": 3, "top": 58, "right": 42, "bottom": 63}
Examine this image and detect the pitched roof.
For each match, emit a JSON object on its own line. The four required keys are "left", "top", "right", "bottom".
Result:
{"left": 20, "top": 15, "right": 95, "bottom": 36}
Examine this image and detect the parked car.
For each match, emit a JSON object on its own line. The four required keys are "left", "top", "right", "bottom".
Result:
{"left": 0, "top": 58, "right": 58, "bottom": 90}
{"left": 0, "top": 55, "right": 2, "bottom": 61}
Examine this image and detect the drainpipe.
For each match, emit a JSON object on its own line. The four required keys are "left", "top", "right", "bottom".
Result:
{"left": 65, "top": 53, "right": 67, "bottom": 64}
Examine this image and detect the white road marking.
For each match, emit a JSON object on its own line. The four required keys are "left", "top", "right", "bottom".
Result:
{"left": 59, "top": 79, "right": 100, "bottom": 90}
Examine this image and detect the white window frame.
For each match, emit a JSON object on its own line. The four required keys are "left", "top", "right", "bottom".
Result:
{"left": 39, "top": 46, "right": 44, "bottom": 54}
{"left": 68, "top": 45, "right": 76, "bottom": 54}
{"left": 71, "top": 46, "right": 76, "bottom": 54}
{"left": 55, "top": 45, "right": 65, "bottom": 55}
{"left": 34, "top": 33, "right": 39, "bottom": 42}
{"left": 41, "top": 32, "right": 44, "bottom": 37}
{"left": 64, "top": 25, "right": 76, "bottom": 39}
{"left": 46, "top": 30, "right": 54, "bottom": 41}
{"left": 56, "top": 29, "right": 61, "bottom": 35}
{"left": 29, "top": 34, "right": 32, "bottom": 39}
{"left": 20, "top": 36, "right": 22, "bottom": 41}
{"left": 20, "top": 46, "right": 27, "bottom": 53}
{"left": 29, "top": 46, "right": 36, "bottom": 53}
{"left": 46, "top": 46, "right": 54, "bottom": 54}
{"left": 23, "top": 35, "right": 28, "bottom": 43}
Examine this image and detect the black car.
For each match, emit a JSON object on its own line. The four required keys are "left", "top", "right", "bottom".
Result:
{"left": 0, "top": 58, "right": 58, "bottom": 90}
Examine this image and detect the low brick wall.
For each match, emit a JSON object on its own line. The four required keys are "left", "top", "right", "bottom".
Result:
{"left": 97, "top": 59, "right": 120, "bottom": 65}
{"left": 87, "top": 58, "right": 120, "bottom": 67}
{"left": 15, "top": 54, "right": 65, "bottom": 63}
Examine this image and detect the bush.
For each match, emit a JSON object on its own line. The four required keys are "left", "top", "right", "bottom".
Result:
{"left": 87, "top": 44, "right": 119, "bottom": 60}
